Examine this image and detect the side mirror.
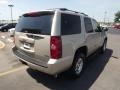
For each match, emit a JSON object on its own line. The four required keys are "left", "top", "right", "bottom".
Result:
{"left": 96, "top": 26, "right": 102, "bottom": 32}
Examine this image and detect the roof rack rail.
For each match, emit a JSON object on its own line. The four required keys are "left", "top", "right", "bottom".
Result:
{"left": 80, "top": 13, "right": 88, "bottom": 16}
{"left": 59, "top": 8, "right": 79, "bottom": 13}
{"left": 58, "top": 8, "right": 88, "bottom": 16}
{"left": 58, "top": 8, "right": 68, "bottom": 11}
{"left": 47, "top": 8, "right": 67, "bottom": 11}
{"left": 47, "top": 8, "right": 88, "bottom": 16}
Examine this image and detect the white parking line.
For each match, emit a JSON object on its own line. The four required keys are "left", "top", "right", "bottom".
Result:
{"left": 0, "top": 40, "right": 5, "bottom": 49}
{"left": 0, "top": 66, "right": 28, "bottom": 77}
{"left": 7, "top": 38, "right": 13, "bottom": 43}
{"left": 1, "top": 36, "right": 6, "bottom": 39}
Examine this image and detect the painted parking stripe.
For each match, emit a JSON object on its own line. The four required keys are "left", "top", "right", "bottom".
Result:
{"left": 7, "top": 38, "right": 13, "bottom": 43}
{"left": 0, "top": 66, "right": 28, "bottom": 77}
{"left": 0, "top": 40, "right": 5, "bottom": 49}
{"left": 1, "top": 36, "right": 6, "bottom": 39}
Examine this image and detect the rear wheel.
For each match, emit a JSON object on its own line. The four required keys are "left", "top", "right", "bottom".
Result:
{"left": 70, "top": 53, "right": 85, "bottom": 78}
{"left": 3, "top": 29, "right": 7, "bottom": 32}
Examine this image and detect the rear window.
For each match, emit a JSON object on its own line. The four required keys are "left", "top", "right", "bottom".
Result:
{"left": 61, "top": 13, "right": 81, "bottom": 35}
{"left": 16, "top": 12, "right": 54, "bottom": 35}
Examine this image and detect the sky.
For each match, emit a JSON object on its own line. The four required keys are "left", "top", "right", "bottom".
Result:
{"left": 0, "top": 0, "right": 120, "bottom": 22}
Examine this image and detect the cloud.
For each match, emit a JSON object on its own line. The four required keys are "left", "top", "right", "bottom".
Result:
{"left": 0, "top": 0, "right": 8, "bottom": 4}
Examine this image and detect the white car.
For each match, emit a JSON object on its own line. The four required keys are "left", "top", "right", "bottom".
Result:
{"left": 12, "top": 8, "right": 107, "bottom": 78}
{"left": 8, "top": 28, "right": 15, "bottom": 37}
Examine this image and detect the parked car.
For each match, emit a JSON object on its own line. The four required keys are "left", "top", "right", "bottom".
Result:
{"left": 8, "top": 28, "right": 15, "bottom": 37}
{"left": 100, "top": 24, "right": 108, "bottom": 28}
{"left": 0, "top": 23, "right": 5, "bottom": 26}
{"left": 0, "top": 23, "right": 16, "bottom": 32}
{"left": 100, "top": 24, "right": 109, "bottom": 31}
{"left": 12, "top": 8, "right": 107, "bottom": 78}
{"left": 113, "top": 23, "right": 120, "bottom": 29}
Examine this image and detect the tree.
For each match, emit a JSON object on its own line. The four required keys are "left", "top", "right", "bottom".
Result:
{"left": 114, "top": 11, "right": 120, "bottom": 23}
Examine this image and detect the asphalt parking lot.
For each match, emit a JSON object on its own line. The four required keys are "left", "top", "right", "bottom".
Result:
{"left": 0, "top": 28, "right": 120, "bottom": 90}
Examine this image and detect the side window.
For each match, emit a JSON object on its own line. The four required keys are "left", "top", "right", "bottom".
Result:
{"left": 84, "top": 17, "right": 93, "bottom": 33}
{"left": 93, "top": 19, "right": 101, "bottom": 32}
{"left": 61, "top": 14, "right": 81, "bottom": 35}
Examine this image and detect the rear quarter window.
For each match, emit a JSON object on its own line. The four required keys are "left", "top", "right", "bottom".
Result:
{"left": 84, "top": 17, "right": 93, "bottom": 33}
{"left": 92, "top": 19, "right": 101, "bottom": 32}
{"left": 61, "top": 13, "right": 81, "bottom": 35}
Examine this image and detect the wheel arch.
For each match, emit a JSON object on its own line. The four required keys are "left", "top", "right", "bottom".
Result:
{"left": 74, "top": 46, "right": 88, "bottom": 59}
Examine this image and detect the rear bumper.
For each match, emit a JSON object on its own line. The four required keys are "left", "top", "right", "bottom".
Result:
{"left": 12, "top": 47, "right": 73, "bottom": 75}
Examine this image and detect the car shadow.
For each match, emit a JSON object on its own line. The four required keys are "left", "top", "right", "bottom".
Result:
{"left": 26, "top": 48, "right": 113, "bottom": 90}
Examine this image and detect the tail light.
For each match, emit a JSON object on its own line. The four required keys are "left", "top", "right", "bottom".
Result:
{"left": 50, "top": 36, "right": 62, "bottom": 59}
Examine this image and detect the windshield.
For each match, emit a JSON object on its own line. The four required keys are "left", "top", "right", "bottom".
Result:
{"left": 16, "top": 12, "right": 54, "bottom": 35}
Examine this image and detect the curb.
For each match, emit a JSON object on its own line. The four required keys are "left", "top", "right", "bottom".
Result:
{"left": 0, "top": 40, "right": 5, "bottom": 49}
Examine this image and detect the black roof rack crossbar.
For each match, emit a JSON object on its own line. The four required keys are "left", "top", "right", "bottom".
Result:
{"left": 59, "top": 8, "right": 79, "bottom": 13}
{"left": 59, "top": 8, "right": 88, "bottom": 16}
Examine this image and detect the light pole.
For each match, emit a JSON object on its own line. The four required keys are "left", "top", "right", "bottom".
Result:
{"left": 8, "top": 4, "right": 14, "bottom": 23}
{"left": 0, "top": 13, "right": 1, "bottom": 24}
{"left": 104, "top": 11, "right": 107, "bottom": 24}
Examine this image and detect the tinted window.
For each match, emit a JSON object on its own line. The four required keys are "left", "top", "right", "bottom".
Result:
{"left": 92, "top": 19, "right": 101, "bottom": 32}
{"left": 61, "top": 14, "right": 81, "bottom": 35}
{"left": 16, "top": 12, "right": 54, "bottom": 35}
{"left": 84, "top": 17, "right": 93, "bottom": 33}
{"left": 8, "top": 23, "right": 16, "bottom": 28}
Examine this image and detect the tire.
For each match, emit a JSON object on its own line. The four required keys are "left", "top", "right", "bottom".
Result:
{"left": 1, "top": 30, "right": 4, "bottom": 32}
{"left": 4, "top": 29, "right": 7, "bottom": 32}
{"left": 100, "top": 40, "right": 107, "bottom": 54}
{"left": 70, "top": 53, "right": 85, "bottom": 78}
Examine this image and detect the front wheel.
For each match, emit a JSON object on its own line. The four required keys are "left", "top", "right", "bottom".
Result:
{"left": 100, "top": 40, "right": 107, "bottom": 54}
{"left": 3, "top": 29, "right": 7, "bottom": 32}
{"left": 70, "top": 53, "right": 85, "bottom": 78}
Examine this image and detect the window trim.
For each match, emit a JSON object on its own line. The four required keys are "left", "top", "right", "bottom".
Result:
{"left": 84, "top": 17, "right": 94, "bottom": 33}
{"left": 61, "top": 13, "right": 81, "bottom": 35}
{"left": 92, "top": 19, "right": 101, "bottom": 32}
